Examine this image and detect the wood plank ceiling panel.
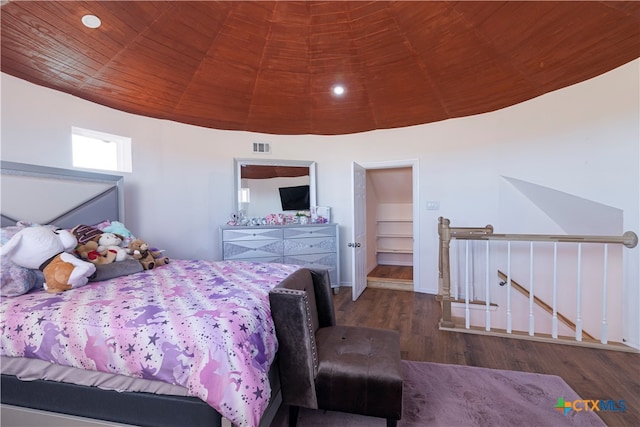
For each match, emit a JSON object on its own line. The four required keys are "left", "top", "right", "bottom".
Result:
{"left": 1, "top": 1, "right": 639, "bottom": 136}
{"left": 247, "top": 2, "right": 312, "bottom": 134}
{"left": 308, "top": 1, "right": 375, "bottom": 135}
{"left": 241, "top": 165, "right": 309, "bottom": 179}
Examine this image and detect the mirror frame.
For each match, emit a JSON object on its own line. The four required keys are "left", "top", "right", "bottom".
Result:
{"left": 233, "top": 158, "right": 317, "bottom": 216}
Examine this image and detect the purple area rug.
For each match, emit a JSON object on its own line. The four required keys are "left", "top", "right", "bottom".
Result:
{"left": 270, "top": 360, "right": 605, "bottom": 426}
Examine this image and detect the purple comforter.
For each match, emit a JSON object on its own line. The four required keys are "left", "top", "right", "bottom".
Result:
{"left": 0, "top": 259, "right": 301, "bottom": 427}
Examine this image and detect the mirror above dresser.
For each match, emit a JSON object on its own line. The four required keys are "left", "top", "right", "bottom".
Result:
{"left": 233, "top": 158, "right": 316, "bottom": 218}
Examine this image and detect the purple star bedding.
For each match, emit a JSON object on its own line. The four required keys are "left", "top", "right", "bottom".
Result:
{"left": 1, "top": 259, "right": 302, "bottom": 427}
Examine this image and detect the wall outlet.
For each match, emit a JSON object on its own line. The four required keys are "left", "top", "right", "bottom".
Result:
{"left": 426, "top": 201, "right": 440, "bottom": 211}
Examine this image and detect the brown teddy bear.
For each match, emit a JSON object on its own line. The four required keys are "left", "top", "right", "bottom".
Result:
{"left": 76, "top": 241, "right": 118, "bottom": 265}
{"left": 127, "top": 239, "right": 169, "bottom": 270}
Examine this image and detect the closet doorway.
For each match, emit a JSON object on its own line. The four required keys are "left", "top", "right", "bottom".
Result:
{"left": 352, "top": 160, "right": 419, "bottom": 296}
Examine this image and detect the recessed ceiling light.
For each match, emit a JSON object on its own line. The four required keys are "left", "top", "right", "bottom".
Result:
{"left": 332, "top": 85, "right": 345, "bottom": 96}
{"left": 81, "top": 14, "right": 101, "bottom": 29}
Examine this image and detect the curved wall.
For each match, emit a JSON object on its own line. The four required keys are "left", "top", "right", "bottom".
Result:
{"left": 2, "top": 59, "right": 638, "bottom": 346}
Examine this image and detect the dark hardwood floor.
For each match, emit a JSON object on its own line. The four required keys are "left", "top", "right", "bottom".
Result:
{"left": 332, "top": 286, "right": 640, "bottom": 427}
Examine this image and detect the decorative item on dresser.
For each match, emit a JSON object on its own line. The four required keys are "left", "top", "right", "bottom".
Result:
{"left": 220, "top": 223, "right": 340, "bottom": 292}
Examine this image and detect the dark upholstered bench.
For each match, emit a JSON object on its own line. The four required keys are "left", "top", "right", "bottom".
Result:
{"left": 270, "top": 268, "right": 403, "bottom": 427}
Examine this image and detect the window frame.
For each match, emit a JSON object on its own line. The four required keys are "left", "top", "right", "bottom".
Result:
{"left": 71, "top": 126, "right": 132, "bottom": 173}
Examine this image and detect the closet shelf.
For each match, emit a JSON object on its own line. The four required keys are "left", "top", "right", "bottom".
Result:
{"left": 376, "top": 213, "right": 413, "bottom": 260}
{"left": 376, "top": 248, "right": 413, "bottom": 254}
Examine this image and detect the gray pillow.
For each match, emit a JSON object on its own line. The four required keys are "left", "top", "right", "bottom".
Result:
{"left": 89, "top": 259, "right": 143, "bottom": 282}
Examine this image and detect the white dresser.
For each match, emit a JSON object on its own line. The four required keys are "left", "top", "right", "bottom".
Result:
{"left": 220, "top": 223, "right": 340, "bottom": 290}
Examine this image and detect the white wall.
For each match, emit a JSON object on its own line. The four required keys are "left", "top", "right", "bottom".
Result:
{"left": 1, "top": 59, "right": 638, "bottom": 346}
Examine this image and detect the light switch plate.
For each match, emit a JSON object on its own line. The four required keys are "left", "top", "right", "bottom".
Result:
{"left": 426, "top": 201, "right": 440, "bottom": 210}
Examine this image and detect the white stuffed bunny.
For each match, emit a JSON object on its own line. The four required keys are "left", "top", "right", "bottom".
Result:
{"left": 1, "top": 226, "right": 96, "bottom": 293}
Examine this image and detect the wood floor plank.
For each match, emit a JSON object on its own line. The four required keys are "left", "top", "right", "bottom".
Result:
{"left": 367, "top": 264, "right": 413, "bottom": 280}
{"left": 333, "top": 286, "right": 640, "bottom": 426}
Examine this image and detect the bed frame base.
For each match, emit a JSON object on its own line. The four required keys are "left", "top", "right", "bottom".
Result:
{"left": 1, "top": 374, "right": 223, "bottom": 427}
{"left": 1, "top": 404, "right": 136, "bottom": 427}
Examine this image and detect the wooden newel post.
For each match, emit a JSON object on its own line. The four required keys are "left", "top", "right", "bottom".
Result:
{"left": 437, "top": 217, "right": 455, "bottom": 328}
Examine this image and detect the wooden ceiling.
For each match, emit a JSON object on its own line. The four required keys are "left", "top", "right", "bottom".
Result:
{"left": 2, "top": 1, "right": 639, "bottom": 135}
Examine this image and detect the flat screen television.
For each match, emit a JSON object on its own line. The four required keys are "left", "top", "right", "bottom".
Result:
{"left": 279, "top": 185, "right": 310, "bottom": 211}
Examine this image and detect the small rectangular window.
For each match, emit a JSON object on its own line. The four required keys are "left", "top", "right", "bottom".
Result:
{"left": 72, "top": 127, "right": 132, "bottom": 173}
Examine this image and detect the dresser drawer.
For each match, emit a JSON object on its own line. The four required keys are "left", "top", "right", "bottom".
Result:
{"left": 285, "top": 253, "right": 338, "bottom": 287}
{"left": 283, "top": 225, "right": 336, "bottom": 239}
{"left": 223, "top": 240, "right": 284, "bottom": 260}
{"left": 283, "top": 236, "right": 336, "bottom": 255}
{"left": 223, "top": 228, "right": 283, "bottom": 242}
{"left": 235, "top": 255, "right": 284, "bottom": 264}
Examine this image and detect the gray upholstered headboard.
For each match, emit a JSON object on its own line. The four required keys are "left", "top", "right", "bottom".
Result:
{"left": 0, "top": 161, "right": 124, "bottom": 229}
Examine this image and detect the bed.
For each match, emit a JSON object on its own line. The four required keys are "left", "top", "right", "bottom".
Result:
{"left": 0, "top": 161, "right": 322, "bottom": 427}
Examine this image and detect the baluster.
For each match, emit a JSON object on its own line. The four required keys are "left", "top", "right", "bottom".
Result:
{"left": 506, "top": 241, "right": 512, "bottom": 334}
{"left": 552, "top": 243, "right": 558, "bottom": 339}
{"left": 452, "top": 240, "right": 459, "bottom": 300}
{"left": 465, "top": 240, "right": 470, "bottom": 329}
{"left": 576, "top": 243, "right": 583, "bottom": 342}
{"left": 485, "top": 240, "right": 490, "bottom": 331}
{"left": 601, "top": 244, "right": 608, "bottom": 344}
{"left": 529, "top": 242, "right": 534, "bottom": 336}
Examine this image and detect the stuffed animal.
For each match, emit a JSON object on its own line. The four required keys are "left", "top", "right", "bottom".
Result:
{"left": 127, "top": 239, "right": 169, "bottom": 270}
{"left": 75, "top": 241, "right": 118, "bottom": 265}
{"left": 1, "top": 226, "right": 96, "bottom": 293}
{"left": 97, "top": 233, "right": 129, "bottom": 261}
{"left": 101, "top": 221, "right": 135, "bottom": 245}
{"left": 71, "top": 224, "right": 103, "bottom": 245}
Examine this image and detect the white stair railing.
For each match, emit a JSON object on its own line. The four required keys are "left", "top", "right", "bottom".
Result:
{"left": 437, "top": 217, "right": 638, "bottom": 349}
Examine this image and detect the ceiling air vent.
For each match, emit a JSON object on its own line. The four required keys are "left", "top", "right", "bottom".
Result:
{"left": 252, "top": 142, "right": 271, "bottom": 154}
